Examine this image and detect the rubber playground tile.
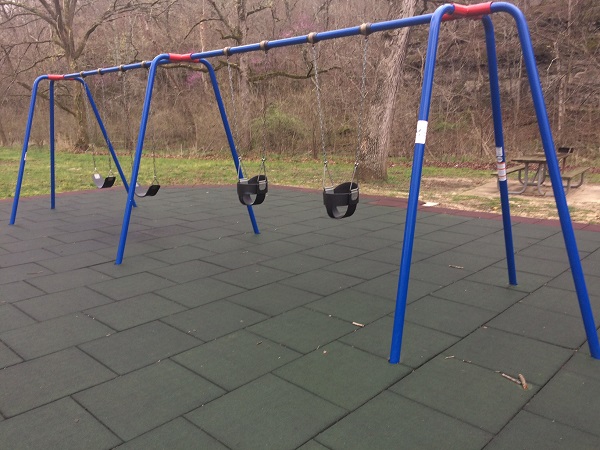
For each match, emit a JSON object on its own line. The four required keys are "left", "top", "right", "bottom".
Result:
{"left": 444, "top": 222, "right": 503, "bottom": 238}
{"left": 84, "top": 293, "right": 186, "bottom": 331}
{"left": 173, "top": 330, "right": 300, "bottom": 391}
{"left": 425, "top": 249, "right": 502, "bottom": 272}
{"left": 301, "top": 243, "right": 367, "bottom": 262}
{"left": 258, "top": 252, "right": 331, "bottom": 274}
{"left": 0, "top": 248, "right": 58, "bottom": 268}
{"left": 190, "top": 234, "right": 256, "bottom": 253}
{"left": 391, "top": 356, "right": 538, "bottom": 434}
{"left": 28, "top": 267, "right": 112, "bottom": 294}
{"left": 45, "top": 239, "right": 112, "bottom": 256}
{"left": 520, "top": 285, "right": 598, "bottom": 319}
{"left": 248, "top": 239, "right": 306, "bottom": 257}
{"left": 346, "top": 316, "right": 459, "bottom": 367}
{"left": 525, "top": 369, "right": 600, "bottom": 437}
{"left": 0, "top": 262, "right": 51, "bottom": 285}
{"left": 406, "top": 295, "right": 498, "bottom": 337}
{"left": 51, "top": 228, "right": 113, "bottom": 244}
{"left": 275, "top": 341, "right": 410, "bottom": 410}
{"left": 488, "top": 303, "right": 587, "bottom": 349}
{"left": 325, "top": 258, "right": 398, "bottom": 280}
{"left": 353, "top": 273, "right": 443, "bottom": 303}
{"left": 88, "top": 272, "right": 175, "bottom": 301}
{"left": 163, "top": 300, "right": 267, "bottom": 341}
{"left": 138, "top": 224, "right": 196, "bottom": 238}
{"left": 0, "top": 397, "right": 121, "bottom": 450}
{"left": 315, "top": 391, "right": 491, "bottom": 450}
{"left": 74, "top": 360, "right": 224, "bottom": 442}
{"left": 156, "top": 277, "right": 245, "bottom": 308}
{"left": 0, "top": 314, "right": 113, "bottom": 360}
{"left": 0, "top": 304, "right": 36, "bottom": 333}
{"left": 446, "top": 327, "right": 573, "bottom": 386}
{"left": 91, "top": 255, "right": 169, "bottom": 278}
{"left": 226, "top": 283, "right": 321, "bottom": 316}
{"left": 1, "top": 236, "right": 63, "bottom": 253}
{"left": 316, "top": 224, "right": 375, "bottom": 240}
{"left": 417, "top": 229, "right": 479, "bottom": 247}
{"left": 307, "top": 288, "right": 394, "bottom": 326}
{"left": 409, "top": 260, "right": 474, "bottom": 286}
{"left": 466, "top": 265, "right": 552, "bottom": 293}
{"left": 186, "top": 374, "right": 346, "bottom": 450}
{"left": 116, "top": 417, "right": 228, "bottom": 450}
{"left": 0, "top": 341, "right": 22, "bottom": 368}
{"left": 15, "top": 286, "right": 113, "bottom": 321}
{"left": 0, "top": 347, "right": 115, "bottom": 417}
{"left": 284, "top": 232, "right": 341, "bottom": 249}
{"left": 412, "top": 236, "right": 458, "bottom": 256}
{"left": 549, "top": 271, "right": 600, "bottom": 297}
{"left": 148, "top": 259, "right": 227, "bottom": 283}
{"left": 38, "top": 252, "right": 112, "bottom": 274}
{"left": 518, "top": 242, "right": 582, "bottom": 262}
{"left": 80, "top": 321, "right": 200, "bottom": 374}
{"left": 94, "top": 241, "right": 162, "bottom": 259}
{"left": 494, "top": 253, "right": 570, "bottom": 278}
{"left": 432, "top": 279, "right": 527, "bottom": 312}
{"left": 335, "top": 235, "right": 394, "bottom": 252}
{"left": 419, "top": 213, "right": 472, "bottom": 227}
{"left": 206, "top": 248, "right": 273, "bottom": 269}
{"left": 248, "top": 307, "right": 358, "bottom": 354}
{"left": 144, "top": 245, "right": 215, "bottom": 265}
{"left": 486, "top": 410, "right": 600, "bottom": 450}
{"left": 212, "top": 264, "right": 292, "bottom": 290}
{"left": 280, "top": 269, "right": 362, "bottom": 296}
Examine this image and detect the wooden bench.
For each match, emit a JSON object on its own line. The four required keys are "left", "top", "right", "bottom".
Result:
{"left": 561, "top": 167, "right": 589, "bottom": 195}
{"left": 491, "top": 164, "right": 525, "bottom": 178}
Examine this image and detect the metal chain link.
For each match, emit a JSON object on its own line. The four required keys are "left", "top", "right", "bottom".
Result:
{"left": 226, "top": 56, "right": 246, "bottom": 179}
{"left": 351, "top": 35, "right": 369, "bottom": 186}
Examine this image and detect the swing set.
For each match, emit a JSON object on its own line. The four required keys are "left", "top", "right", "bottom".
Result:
{"left": 9, "top": 2, "right": 600, "bottom": 365}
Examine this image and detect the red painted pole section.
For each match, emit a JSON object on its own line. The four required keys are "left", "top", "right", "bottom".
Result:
{"left": 167, "top": 53, "right": 194, "bottom": 62}
{"left": 443, "top": 2, "right": 493, "bottom": 21}
{"left": 47, "top": 74, "right": 65, "bottom": 81}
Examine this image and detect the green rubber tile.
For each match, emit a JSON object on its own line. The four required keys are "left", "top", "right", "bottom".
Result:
{"left": 148, "top": 259, "right": 227, "bottom": 283}
{"left": 549, "top": 271, "right": 600, "bottom": 297}
{"left": 275, "top": 341, "right": 410, "bottom": 410}
{"left": 325, "top": 258, "right": 397, "bottom": 280}
{"left": 301, "top": 243, "right": 367, "bottom": 262}
{"left": 445, "top": 222, "right": 501, "bottom": 238}
{"left": 173, "top": 330, "right": 300, "bottom": 391}
{"left": 28, "top": 267, "right": 112, "bottom": 294}
{"left": 139, "top": 224, "right": 196, "bottom": 238}
{"left": 248, "top": 239, "right": 306, "bottom": 257}
{"left": 80, "top": 321, "right": 200, "bottom": 374}
{"left": 258, "top": 252, "right": 331, "bottom": 274}
{"left": 391, "top": 356, "right": 538, "bottom": 434}
{"left": 46, "top": 239, "right": 111, "bottom": 256}
{"left": 562, "top": 352, "right": 600, "bottom": 381}
{"left": 89, "top": 272, "right": 175, "bottom": 301}
{"left": 512, "top": 223, "right": 561, "bottom": 239}
{"left": 52, "top": 229, "right": 112, "bottom": 244}
{"left": 1, "top": 314, "right": 113, "bottom": 359}
{"left": 425, "top": 249, "right": 501, "bottom": 271}
{"left": 520, "top": 285, "right": 598, "bottom": 319}
{"left": 15, "top": 286, "right": 113, "bottom": 321}
{"left": 116, "top": 417, "right": 228, "bottom": 450}
{"left": 163, "top": 300, "right": 267, "bottom": 341}
{"left": 285, "top": 232, "right": 340, "bottom": 249}
{"left": 0, "top": 397, "right": 121, "bottom": 450}
{"left": 316, "top": 225, "right": 373, "bottom": 240}
{"left": 206, "top": 249, "right": 272, "bottom": 269}
{"left": 156, "top": 278, "right": 245, "bottom": 308}
{"left": 486, "top": 410, "right": 600, "bottom": 450}
{"left": 190, "top": 235, "right": 255, "bottom": 253}
{"left": 85, "top": 293, "right": 186, "bottom": 331}
{"left": 249, "top": 307, "right": 357, "bottom": 353}
{"left": 466, "top": 266, "right": 551, "bottom": 293}
{"left": 306, "top": 289, "right": 393, "bottom": 324}
{"left": 0, "top": 262, "right": 51, "bottom": 285}
{"left": 212, "top": 264, "right": 292, "bottom": 290}
{"left": 335, "top": 235, "right": 393, "bottom": 252}
{"left": 488, "top": 303, "right": 587, "bottom": 349}
{"left": 226, "top": 283, "right": 321, "bottom": 316}
{"left": 0, "top": 347, "right": 115, "bottom": 417}
{"left": 353, "top": 273, "right": 442, "bottom": 303}
{"left": 361, "top": 246, "right": 404, "bottom": 264}
{"left": 446, "top": 327, "right": 572, "bottom": 386}
{"left": 74, "top": 360, "right": 224, "bottom": 441}
{"left": 140, "top": 233, "right": 201, "bottom": 250}
{"left": 91, "top": 255, "right": 169, "bottom": 278}
{"left": 37, "top": 251, "right": 112, "bottom": 273}
{"left": 495, "top": 254, "right": 570, "bottom": 277}
{"left": 432, "top": 279, "right": 527, "bottom": 312}
{"left": 409, "top": 260, "right": 474, "bottom": 286}
{"left": 412, "top": 237, "right": 458, "bottom": 256}
{"left": 186, "top": 374, "right": 345, "bottom": 450}
{"left": 94, "top": 241, "right": 162, "bottom": 258}
{"left": 454, "top": 240, "right": 507, "bottom": 258}
{"left": 0, "top": 248, "right": 57, "bottom": 268}
{"left": 280, "top": 270, "right": 362, "bottom": 296}
{"left": 525, "top": 368, "right": 600, "bottom": 436}
{"left": 146, "top": 245, "right": 215, "bottom": 264}
{"left": 406, "top": 296, "right": 497, "bottom": 337}
{"left": 315, "top": 391, "right": 491, "bottom": 450}
{"left": 518, "top": 243, "right": 579, "bottom": 262}
{"left": 340, "top": 316, "right": 459, "bottom": 366}
{"left": 418, "top": 230, "right": 478, "bottom": 247}
{"left": 297, "top": 440, "right": 329, "bottom": 450}
{"left": 420, "top": 213, "right": 471, "bottom": 227}
{"left": 0, "top": 341, "right": 22, "bottom": 368}
{"left": 0, "top": 303, "right": 36, "bottom": 332}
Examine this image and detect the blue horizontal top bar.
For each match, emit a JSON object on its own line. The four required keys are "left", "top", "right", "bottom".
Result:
{"left": 54, "top": 9, "right": 437, "bottom": 78}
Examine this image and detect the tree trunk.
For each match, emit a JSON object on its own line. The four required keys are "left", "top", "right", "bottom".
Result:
{"left": 359, "top": 0, "right": 418, "bottom": 181}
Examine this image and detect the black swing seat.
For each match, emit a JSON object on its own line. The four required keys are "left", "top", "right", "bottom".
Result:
{"left": 237, "top": 175, "right": 268, "bottom": 206}
{"left": 92, "top": 173, "right": 116, "bottom": 189}
{"left": 134, "top": 183, "right": 160, "bottom": 198}
{"left": 323, "top": 181, "right": 359, "bottom": 219}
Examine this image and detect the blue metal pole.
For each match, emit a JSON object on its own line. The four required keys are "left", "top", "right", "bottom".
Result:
{"left": 199, "top": 59, "right": 260, "bottom": 235}
{"left": 492, "top": 2, "right": 600, "bottom": 358}
{"left": 49, "top": 81, "right": 56, "bottom": 210}
{"left": 115, "top": 55, "right": 166, "bottom": 264}
{"left": 389, "top": 4, "right": 455, "bottom": 364}
{"left": 10, "top": 76, "right": 46, "bottom": 225}
{"left": 77, "top": 78, "right": 136, "bottom": 204}
{"left": 482, "top": 16, "right": 517, "bottom": 286}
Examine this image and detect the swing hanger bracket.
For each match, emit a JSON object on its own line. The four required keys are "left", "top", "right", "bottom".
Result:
{"left": 359, "top": 23, "right": 372, "bottom": 36}
{"left": 307, "top": 32, "right": 320, "bottom": 44}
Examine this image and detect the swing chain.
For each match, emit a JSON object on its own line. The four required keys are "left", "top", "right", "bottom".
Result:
{"left": 310, "top": 40, "right": 335, "bottom": 189}
{"left": 260, "top": 40, "right": 270, "bottom": 178}
{"left": 351, "top": 26, "right": 370, "bottom": 187}
{"left": 225, "top": 48, "right": 248, "bottom": 180}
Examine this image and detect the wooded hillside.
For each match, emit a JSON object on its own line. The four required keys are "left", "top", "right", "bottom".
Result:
{"left": 0, "top": 0, "right": 598, "bottom": 172}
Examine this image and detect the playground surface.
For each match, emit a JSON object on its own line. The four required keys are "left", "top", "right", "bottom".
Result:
{"left": 1, "top": 185, "right": 600, "bottom": 449}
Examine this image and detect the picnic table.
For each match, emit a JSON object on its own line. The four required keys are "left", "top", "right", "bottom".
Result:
{"left": 509, "top": 153, "right": 570, "bottom": 195}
